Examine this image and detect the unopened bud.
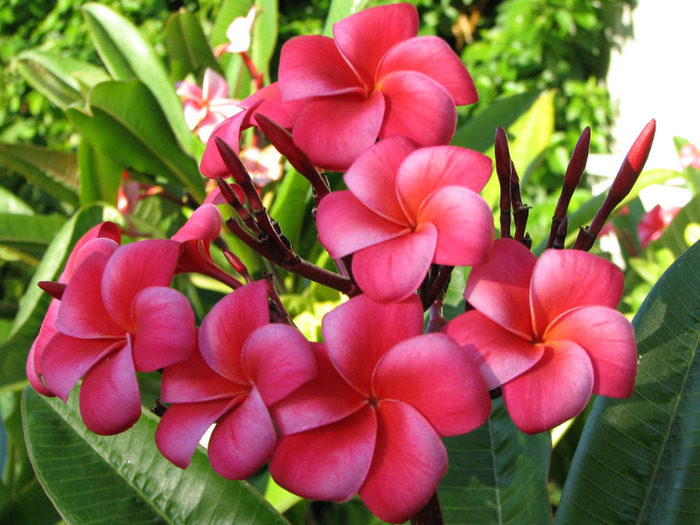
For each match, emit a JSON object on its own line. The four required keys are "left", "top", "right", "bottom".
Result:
{"left": 38, "top": 281, "right": 66, "bottom": 300}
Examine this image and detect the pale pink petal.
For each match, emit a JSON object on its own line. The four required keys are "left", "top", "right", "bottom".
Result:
{"left": 378, "top": 71, "right": 456, "bottom": 148}
{"left": 208, "top": 388, "right": 277, "bottom": 480}
{"left": 359, "top": 400, "right": 447, "bottom": 524}
{"left": 176, "top": 81, "right": 202, "bottom": 101}
{"left": 373, "top": 333, "right": 491, "bottom": 436}
{"left": 530, "top": 249, "right": 624, "bottom": 335}
{"left": 418, "top": 186, "right": 494, "bottom": 266}
{"left": 224, "top": 6, "right": 255, "bottom": 53}
{"left": 378, "top": 36, "right": 478, "bottom": 105}
{"left": 155, "top": 398, "right": 235, "bottom": 469}
{"left": 446, "top": 310, "right": 544, "bottom": 390}
{"left": 333, "top": 3, "right": 418, "bottom": 89}
{"left": 172, "top": 204, "right": 222, "bottom": 242}
{"left": 183, "top": 100, "right": 207, "bottom": 130}
{"left": 502, "top": 341, "right": 594, "bottom": 434}
{"left": 292, "top": 91, "right": 385, "bottom": 171}
{"left": 196, "top": 112, "right": 226, "bottom": 142}
{"left": 270, "top": 406, "right": 377, "bottom": 502}
{"left": 352, "top": 224, "right": 437, "bottom": 303}
{"left": 79, "top": 343, "right": 141, "bottom": 435}
{"left": 322, "top": 294, "right": 423, "bottom": 394}
{"left": 464, "top": 238, "right": 537, "bottom": 339}
{"left": 545, "top": 306, "right": 637, "bottom": 398}
{"left": 316, "top": 191, "right": 408, "bottom": 259}
{"left": 202, "top": 69, "right": 229, "bottom": 101}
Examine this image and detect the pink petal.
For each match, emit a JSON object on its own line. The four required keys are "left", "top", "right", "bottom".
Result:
{"left": 502, "top": 341, "right": 594, "bottom": 434}
{"left": 27, "top": 299, "right": 60, "bottom": 396}
{"left": 377, "top": 71, "right": 456, "bottom": 148}
{"left": 545, "top": 306, "right": 637, "bottom": 398}
{"left": 270, "top": 406, "right": 377, "bottom": 502}
{"left": 530, "top": 249, "right": 624, "bottom": 335}
{"left": 62, "top": 222, "right": 121, "bottom": 281}
{"left": 418, "top": 186, "right": 494, "bottom": 266}
{"left": 446, "top": 310, "right": 544, "bottom": 390}
{"left": 352, "top": 224, "right": 437, "bottom": 303}
{"left": 196, "top": 112, "right": 226, "bottom": 142}
{"left": 198, "top": 281, "right": 269, "bottom": 383}
{"left": 464, "top": 238, "right": 537, "bottom": 339}
{"left": 176, "top": 81, "right": 202, "bottom": 101}
{"left": 278, "top": 35, "right": 363, "bottom": 100}
{"left": 155, "top": 398, "right": 235, "bottom": 469}
{"left": 322, "top": 294, "right": 423, "bottom": 395}
{"left": 183, "top": 101, "right": 207, "bottom": 130}
{"left": 172, "top": 204, "right": 222, "bottom": 242}
{"left": 243, "top": 83, "right": 307, "bottom": 129}
{"left": 316, "top": 191, "right": 408, "bottom": 259}
{"left": 200, "top": 106, "right": 254, "bottom": 179}
{"left": 378, "top": 36, "right": 478, "bottom": 105}
{"left": 333, "top": 3, "right": 418, "bottom": 89}
{"left": 359, "top": 400, "right": 447, "bottom": 524}
{"left": 208, "top": 388, "right": 277, "bottom": 480}
{"left": 373, "top": 333, "right": 491, "bottom": 436}
{"left": 79, "top": 343, "right": 141, "bottom": 435}
{"left": 202, "top": 68, "right": 229, "bottom": 101}
{"left": 292, "top": 91, "right": 385, "bottom": 171}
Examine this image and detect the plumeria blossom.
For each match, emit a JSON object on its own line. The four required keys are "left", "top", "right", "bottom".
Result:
{"left": 446, "top": 238, "right": 638, "bottom": 434}
{"left": 316, "top": 136, "right": 494, "bottom": 303}
{"left": 155, "top": 281, "right": 316, "bottom": 479}
{"left": 240, "top": 145, "right": 284, "bottom": 187}
{"left": 679, "top": 141, "right": 700, "bottom": 169}
{"left": 270, "top": 294, "right": 491, "bottom": 523}
{"left": 277, "top": 3, "right": 478, "bottom": 170}
{"left": 214, "top": 6, "right": 256, "bottom": 56}
{"left": 637, "top": 203, "right": 681, "bottom": 249}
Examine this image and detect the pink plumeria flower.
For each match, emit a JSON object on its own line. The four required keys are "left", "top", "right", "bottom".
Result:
{"left": 637, "top": 204, "right": 681, "bottom": 249}
{"left": 240, "top": 144, "right": 284, "bottom": 186}
{"left": 277, "top": 3, "right": 478, "bottom": 170}
{"left": 316, "top": 136, "right": 494, "bottom": 303}
{"left": 446, "top": 238, "right": 638, "bottom": 434}
{"left": 214, "top": 6, "right": 256, "bottom": 57}
{"left": 155, "top": 281, "right": 316, "bottom": 479}
{"left": 270, "top": 294, "right": 491, "bottom": 523}
{"left": 177, "top": 68, "right": 242, "bottom": 142}
{"left": 679, "top": 142, "right": 700, "bottom": 169}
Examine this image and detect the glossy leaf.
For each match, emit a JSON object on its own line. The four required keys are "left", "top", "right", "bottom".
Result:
{"left": 555, "top": 241, "right": 700, "bottom": 524}
{"left": 22, "top": 386, "right": 288, "bottom": 525}
{"left": 252, "top": 0, "right": 278, "bottom": 82}
{"left": 322, "top": 0, "right": 371, "bottom": 36}
{"left": 77, "top": 138, "right": 124, "bottom": 206}
{"left": 0, "top": 213, "right": 67, "bottom": 260}
{"left": 0, "top": 187, "right": 32, "bottom": 215}
{"left": 165, "top": 10, "right": 222, "bottom": 82}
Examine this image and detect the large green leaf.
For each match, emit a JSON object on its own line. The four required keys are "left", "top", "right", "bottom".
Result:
{"left": 77, "top": 137, "right": 124, "bottom": 206}
{"left": 22, "top": 387, "right": 288, "bottom": 525}
{"left": 0, "top": 213, "right": 67, "bottom": 260}
{"left": 211, "top": 0, "right": 254, "bottom": 46}
{"left": 0, "top": 187, "right": 32, "bottom": 215}
{"left": 165, "top": 10, "right": 222, "bottom": 82}
{"left": 653, "top": 192, "right": 700, "bottom": 258}
{"left": 269, "top": 169, "right": 312, "bottom": 253}
{"left": 555, "top": 241, "right": 700, "bottom": 524}
{"left": 439, "top": 398, "right": 552, "bottom": 525}
{"left": 252, "top": 0, "right": 278, "bottom": 82}
{"left": 323, "top": 0, "right": 371, "bottom": 36}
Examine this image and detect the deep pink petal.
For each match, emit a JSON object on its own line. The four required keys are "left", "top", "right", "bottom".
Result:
{"left": 200, "top": 106, "right": 253, "bottom": 179}
{"left": 155, "top": 398, "right": 235, "bottom": 469}
{"left": 172, "top": 204, "right": 222, "bottom": 242}
{"left": 502, "top": 340, "right": 594, "bottom": 434}
{"left": 418, "top": 186, "right": 494, "bottom": 266}
{"left": 446, "top": 310, "right": 544, "bottom": 390}
{"left": 270, "top": 406, "right": 377, "bottom": 502}
{"left": 292, "top": 91, "right": 385, "bottom": 171}
{"left": 198, "top": 281, "right": 269, "bottom": 383}
{"left": 27, "top": 299, "right": 60, "bottom": 396}
{"left": 316, "top": 191, "right": 408, "bottom": 259}
{"left": 243, "top": 83, "right": 307, "bottom": 129}
{"left": 373, "top": 333, "right": 491, "bottom": 436}
{"left": 464, "top": 238, "right": 537, "bottom": 339}
{"left": 352, "top": 224, "right": 437, "bottom": 303}
{"left": 378, "top": 71, "right": 456, "bottom": 148}
{"left": 322, "top": 294, "right": 423, "bottom": 394}
{"left": 530, "top": 249, "right": 624, "bottom": 335}
{"left": 359, "top": 400, "right": 447, "bottom": 524}
{"left": 545, "top": 306, "right": 637, "bottom": 398}
{"left": 62, "top": 222, "right": 121, "bottom": 282}
{"left": 333, "top": 3, "right": 418, "bottom": 89}
{"left": 208, "top": 388, "right": 277, "bottom": 480}
{"left": 79, "top": 343, "right": 141, "bottom": 435}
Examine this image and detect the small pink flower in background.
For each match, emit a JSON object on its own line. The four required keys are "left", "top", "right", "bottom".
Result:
{"left": 155, "top": 281, "right": 316, "bottom": 479}
{"left": 637, "top": 204, "right": 681, "bottom": 249}
{"left": 240, "top": 145, "right": 284, "bottom": 187}
{"left": 316, "top": 136, "right": 493, "bottom": 303}
{"left": 679, "top": 142, "right": 700, "bottom": 169}
{"left": 214, "top": 6, "right": 256, "bottom": 56}
{"left": 270, "top": 294, "right": 491, "bottom": 524}
{"left": 177, "top": 68, "right": 242, "bottom": 142}
{"left": 277, "top": 3, "right": 478, "bottom": 170}
{"left": 446, "top": 238, "right": 638, "bottom": 434}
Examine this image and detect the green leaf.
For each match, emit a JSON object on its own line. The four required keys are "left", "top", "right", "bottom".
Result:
{"left": 77, "top": 138, "right": 124, "bottom": 206}
{"left": 555, "top": 241, "right": 700, "bottom": 524}
{"left": 653, "top": 192, "right": 700, "bottom": 258}
{"left": 439, "top": 398, "right": 552, "bottom": 525}
{"left": 0, "top": 340, "right": 31, "bottom": 393}
{"left": 323, "top": 0, "right": 370, "bottom": 36}
{"left": 211, "top": 0, "right": 254, "bottom": 46}
{"left": 165, "top": 10, "right": 222, "bottom": 82}
{"left": 269, "top": 169, "right": 312, "bottom": 252}
{"left": 0, "top": 187, "right": 32, "bottom": 215}
{"left": 252, "top": 0, "right": 278, "bottom": 82}
{"left": 22, "top": 387, "right": 288, "bottom": 525}
{"left": 0, "top": 213, "right": 67, "bottom": 260}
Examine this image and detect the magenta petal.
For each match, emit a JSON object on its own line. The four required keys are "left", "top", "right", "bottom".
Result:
{"left": 200, "top": 107, "right": 252, "bottom": 179}
{"left": 359, "top": 401, "right": 447, "bottom": 524}
{"left": 322, "top": 294, "right": 423, "bottom": 395}
{"left": 79, "top": 343, "right": 141, "bottom": 435}
{"left": 530, "top": 249, "right": 624, "bottom": 335}
{"left": 62, "top": 222, "right": 121, "bottom": 282}
{"left": 352, "top": 224, "right": 437, "bottom": 303}
{"left": 446, "top": 310, "right": 544, "bottom": 390}
{"left": 465, "top": 238, "right": 537, "bottom": 339}
{"left": 503, "top": 341, "right": 594, "bottom": 434}
{"left": 270, "top": 406, "right": 377, "bottom": 502}
{"left": 27, "top": 299, "right": 60, "bottom": 396}
{"left": 419, "top": 186, "right": 494, "bottom": 266}
{"left": 155, "top": 399, "right": 234, "bottom": 469}
{"left": 172, "top": 204, "right": 221, "bottom": 242}
{"left": 545, "top": 306, "right": 637, "bottom": 398}
{"left": 316, "top": 191, "right": 408, "bottom": 258}
{"left": 208, "top": 388, "right": 277, "bottom": 480}
{"left": 292, "top": 92, "right": 385, "bottom": 171}
{"left": 373, "top": 333, "right": 491, "bottom": 436}
{"left": 243, "top": 83, "right": 307, "bottom": 129}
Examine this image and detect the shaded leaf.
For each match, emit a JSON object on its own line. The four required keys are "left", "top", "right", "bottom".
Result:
{"left": 653, "top": 192, "right": 700, "bottom": 258}
{"left": 0, "top": 213, "right": 67, "bottom": 260}
{"left": 252, "top": 0, "right": 278, "bottom": 82}
{"left": 77, "top": 138, "right": 124, "bottom": 206}
{"left": 323, "top": 0, "right": 370, "bottom": 36}
{"left": 0, "top": 187, "right": 32, "bottom": 215}
{"left": 165, "top": 10, "right": 222, "bottom": 82}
